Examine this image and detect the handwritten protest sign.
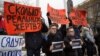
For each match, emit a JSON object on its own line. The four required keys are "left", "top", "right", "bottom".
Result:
{"left": 70, "top": 9, "right": 88, "bottom": 26}
{"left": 0, "top": 35, "right": 24, "bottom": 51}
{"left": 4, "top": 2, "right": 42, "bottom": 34}
{"left": 0, "top": 50, "right": 22, "bottom": 56}
{"left": 47, "top": 4, "right": 69, "bottom": 24}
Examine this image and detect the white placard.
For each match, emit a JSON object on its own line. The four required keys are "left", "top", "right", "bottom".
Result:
{"left": 71, "top": 39, "right": 82, "bottom": 49}
{"left": 52, "top": 41, "right": 64, "bottom": 52}
{"left": 0, "top": 35, "right": 24, "bottom": 51}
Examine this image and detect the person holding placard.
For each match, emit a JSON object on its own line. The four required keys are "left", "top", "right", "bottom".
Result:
{"left": 82, "top": 25, "right": 96, "bottom": 56}
{"left": 42, "top": 23, "right": 65, "bottom": 56}
{"left": 64, "top": 27, "right": 83, "bottom": 56}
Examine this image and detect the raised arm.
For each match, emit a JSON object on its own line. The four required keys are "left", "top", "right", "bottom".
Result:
{"left": 47, "top": 12, "right": 52, "bottom": 26}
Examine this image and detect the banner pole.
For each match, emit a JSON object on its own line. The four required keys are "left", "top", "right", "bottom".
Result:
{"left": 67, "top": 0, "right": 73, "bottom": 26}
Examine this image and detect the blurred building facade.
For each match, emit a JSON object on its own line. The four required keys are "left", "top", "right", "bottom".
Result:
{"left": 77, "top": 0, "right": 100, "bottom": 28}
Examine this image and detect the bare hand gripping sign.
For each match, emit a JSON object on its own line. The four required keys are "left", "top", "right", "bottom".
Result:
{"left": 4, "top": 2, "right": 42, "bottom": 34}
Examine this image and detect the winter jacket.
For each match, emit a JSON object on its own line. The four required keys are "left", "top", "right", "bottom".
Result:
{"left": 82, "top": 27, "right": 95, "bottom": 43}
{"left": 95, "top": 34, "right": 100, "bottom": 46}
{"left": 42, "top": 31, "right": 63, "bottom": 53}
{"left": 25, "top": 22, "right": 48, "bottom": 50}
{"left": 64, "top": 36, "right": 83, "bottom": 56}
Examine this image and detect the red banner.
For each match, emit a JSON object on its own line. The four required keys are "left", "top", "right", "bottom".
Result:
{"left": 4, "top": 2, "right": 42, "bottom": 35}
{"left": 47, "top": 4, "right": 69, "bottom": 24}
{"left": 70, "top": 8, "right": 88, "bottom": 26}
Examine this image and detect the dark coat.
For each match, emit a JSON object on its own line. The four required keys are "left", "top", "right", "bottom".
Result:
{"left": 95, "top": 34, "right": 100, "bottom": 46}
{"left": 42, "top": 31, "right": 63, "bottom": 53}
{"left": 64, "top": 36, "right": 79, "bottom": 51}
{"left": 64, "top": 36, "right": 82, "bottom": 56}
{"left": 42, "top": 14, "right": 66, "bottom": 55}
{"left": 25, "top": 22, "right": 48, "bottom": 50}
{"left": 25, "top": 32, "right": 43, "bottom": 49}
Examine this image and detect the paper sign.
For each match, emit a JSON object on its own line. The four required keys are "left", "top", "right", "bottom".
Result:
{"left": 70, "top": 9, "right": 88, "bottom": 26}
{"left": 52, "top": 41, "right": 64, "bottom": 52}
{"left": 0, "top": 35, "right": 24, "bottom": 51}
{"left": 0, "top": 50, "right": 22, "bottom": 56}
{"left": 4, "top": 2, "right": 42, "bottom": 34}
{"left": 71, "top": 39, "right": 82, "bottom": 49}
{"left": 47, "top": 4, "right": 69, "bottom": 24}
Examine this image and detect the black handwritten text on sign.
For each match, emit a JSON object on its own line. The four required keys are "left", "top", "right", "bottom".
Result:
{"left": 4, "top": 2, "right": 42, "bottom": 34}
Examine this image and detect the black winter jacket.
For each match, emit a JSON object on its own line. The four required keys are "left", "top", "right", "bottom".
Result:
{"left": 42, "top": 31, "right": 63, "bottom": 53}
{"left": 25, "top": 22, "right": 48, "bottom": 50}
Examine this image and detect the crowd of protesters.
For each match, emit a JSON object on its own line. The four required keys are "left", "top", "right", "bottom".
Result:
{"left": 0, "top": 13, "right": 100, "bottom": 56}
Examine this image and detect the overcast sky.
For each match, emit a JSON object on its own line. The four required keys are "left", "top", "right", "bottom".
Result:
{"left": 72, "top": 0, "right": 85, "bottom": 6}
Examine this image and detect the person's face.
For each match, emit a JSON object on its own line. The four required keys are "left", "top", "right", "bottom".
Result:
{"left": 49, "top": 26, "right": 57, "bottom": 34}
{"left": 67, "top": 28, "right": 75, "bottom": 36}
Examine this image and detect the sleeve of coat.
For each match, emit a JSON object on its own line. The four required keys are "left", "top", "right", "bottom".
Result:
{"left": 59, "top": 25, "right": 66, "bottom": 38}
{"left": 41, "top": 22, "right": 48, "bottom": 33}
{"left": 64, "top": 37, "right": 72, "bottom": 48}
